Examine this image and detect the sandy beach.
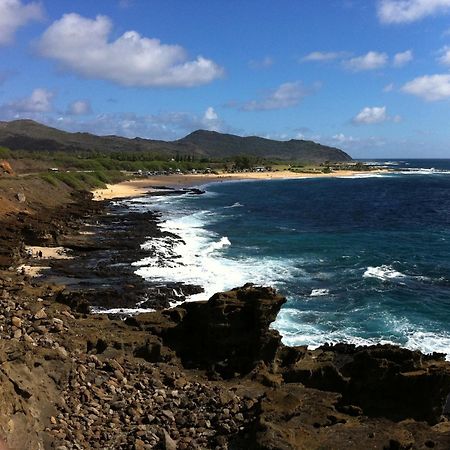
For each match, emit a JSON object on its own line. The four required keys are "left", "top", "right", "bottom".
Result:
{"left": 92, "top": 169, "right": 388, "bottom": 200}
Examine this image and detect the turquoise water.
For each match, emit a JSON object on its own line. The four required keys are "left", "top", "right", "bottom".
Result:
{"left": 132, "top": 160, "right": 450, "bottom": 358}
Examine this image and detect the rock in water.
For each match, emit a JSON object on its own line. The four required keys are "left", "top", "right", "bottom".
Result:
{"left": 164, "top": 284, "right": 286, "bottom": 377}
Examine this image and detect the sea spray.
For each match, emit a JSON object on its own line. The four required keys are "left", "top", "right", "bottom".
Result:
{"left": 128, "top": 160, "right": 450, "bottom": 359}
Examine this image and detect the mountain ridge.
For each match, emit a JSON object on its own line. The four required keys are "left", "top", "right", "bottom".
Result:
{"left": 0, "top": 119, "right": 352, "bottom": 162}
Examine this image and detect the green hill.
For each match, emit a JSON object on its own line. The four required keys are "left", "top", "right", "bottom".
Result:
{"left": 0, "top": 120, "right": 352, "bottom": 163}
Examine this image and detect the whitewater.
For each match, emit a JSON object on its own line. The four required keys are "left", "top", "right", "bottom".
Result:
{"left": 126, "top": 160, "right": 450, "bottom": 360}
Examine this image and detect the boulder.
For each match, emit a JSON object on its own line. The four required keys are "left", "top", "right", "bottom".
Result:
{"left": 164, "top": 284, "right": 286, "bottom": 377}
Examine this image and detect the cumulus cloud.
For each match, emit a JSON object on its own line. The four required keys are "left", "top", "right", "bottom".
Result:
{"left": 352, "top": 106, "right": 400, "bottom": 124}
{"left": 248, "top": 56, "right": 274, "bottom": 69}
{"left": 344, "top": 51, "right": 388, "bottom": 71}
{"left": 236, "top": 81, "right": 318, "bottom": 111}
{"left": 401, "top": 74, "right": 450, "bottom": 100}
{"left": 0, "top": 0, "right": 43, "bottom": 46}
{"left": 331, "top": 133, "right": 359, "bottom": 144}
{"left": 393, "top": 49, "right": 413, "bottom": 67}
{"left": 302, "top": 51, "right": 347, "bottom": 62}
{"left": 50, "top": 107, "right": 230, "bottom": 140}
{"left": 438, "top": 46, "right": 450, "bottom": 65}
{"left": 36, "top": 13, "right": 224, "bottom": 87}
{"left": 67, "top": 100, "right": 92, "bottom": 116}
{"left": 0, "top": 88, "right": 54, "bottom": 117}
{"left": 201, "top": 106, "right": 223, "bottom": 131}
{"left": 378, "top": 0, "right": 450, "bottom": 24}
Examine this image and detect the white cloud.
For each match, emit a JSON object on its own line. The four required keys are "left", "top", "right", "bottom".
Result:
{"left": 203, "top": 106, "right": 218, "bottom": 121}
{"left": 302, "top": 51, "right": 346, "bottom": 62}
{"left": 51, "top": 108, "right": 231, "bottom": 140}
{"left": 238, "top": 81, "right": 318, "bottom": 111}
{"left": 332, "top": 133, "right": 359, "bottom": 144}
{"left": 401, "top": 74, "right": 450, "bottom": 100}
{"left": 248, "top": 56, "right": 274, "bottom": 69}
{"left": 378, "top": 0, "right": 450, "bottom": 24}
{"left": 201, "top": 106, "right": 222, "bottom": 131}
{"left": 344, "top": 51, "right": 388, "bottom": 71}
{"left": 393, "top": 49, "right": 413, "bottom": 67}
{"left": 0, "top": 88, "right": 54, "bottom": 116}
{"left": 438, "top": 46, "right": 450, "bottom": 65}
{"left": 383, "top": 82, "right": 395, "bottom": 92}
{"left": 353, "top": 106, "right": 389, "bottom": 124}
{"left": 0, "top": 0, "right": 43, "bottom": 46}
{"left": 36, "top": 13, "right": 224, "bottom": 88}
{"left": 67, "top": 100, "right": 92, "bottom": 116}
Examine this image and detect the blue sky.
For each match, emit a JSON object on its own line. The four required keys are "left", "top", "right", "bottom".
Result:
{"left": 1, "top": 0, "right": 450, "bottom": 158}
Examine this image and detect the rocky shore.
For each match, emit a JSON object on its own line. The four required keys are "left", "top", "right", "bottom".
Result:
{"left": 0, "top": 183, "right": 450, "bottom": 449}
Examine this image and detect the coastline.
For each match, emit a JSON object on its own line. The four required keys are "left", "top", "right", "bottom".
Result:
{"left": 92, "top": 169, "right": 389, "bottom": 200}
{"left": 1, "top": 172, "right": 450, "bottom": 449}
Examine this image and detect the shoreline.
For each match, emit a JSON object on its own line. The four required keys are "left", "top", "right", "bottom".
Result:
{"left": 92, "top": 169, "right": 389, "bottom": 200}
{"left": 1, "top": 172, "right": 450, "bottom": 449}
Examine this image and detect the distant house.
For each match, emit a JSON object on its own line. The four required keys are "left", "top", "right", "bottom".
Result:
{"left": 253, "top": 166, "right": 267, "bottom": 172}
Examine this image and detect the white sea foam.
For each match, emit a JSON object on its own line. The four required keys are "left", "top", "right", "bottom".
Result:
{"left": 274, "top": 308, "right": 397, "bottom": 349}
{"left": 363, "top": 265, "right": 405, "bottom": 280}
{"left": 91, "top": 307, "right": 156, "bottom": 315}
{"left": 394, "top": 168, "right": 450, "bottom": 175}
{"left": 405, "top": 331, "right": 450, "bottom": 360}
{"left": 336, "top": 173, "right": 388, "bottom": 179}
{"left": 132, "top": 203, "right": 304, "bottom": 304}
{"left": 363, "top": 161, "right": 401, "bottom": 167}
{"left": 310, "top": 288, "right": 330, "bottom": 297}
{"left": 274, "top": 309, "right": 450, "bottom": 360}
{"left": 205, "top": 236, "right": 231, "bottom": 254}
{"left": 224, "top": 202, "right": 243, "bottom": 209}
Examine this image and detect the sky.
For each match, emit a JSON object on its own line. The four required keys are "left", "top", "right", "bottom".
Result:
{"left": 1, "top": 0, "right": 450, "bottom": 158}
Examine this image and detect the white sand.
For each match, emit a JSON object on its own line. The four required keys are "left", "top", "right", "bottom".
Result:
{"left": 25, "top": 246, "right": 73, "bottom": 260}
{"left": 92, "top": 170, "right": 389, "bottom": 201}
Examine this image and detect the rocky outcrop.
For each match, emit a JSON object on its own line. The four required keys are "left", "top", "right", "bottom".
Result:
{"left": 1, "top": 277, "right": 450, "bottom": 449}
{"left": 1, "top": 180, "right": 449, "bottom": 449}
{"left": 163, "top": 284, "right": 286, "bottom": 378}
{"left": 158, "top": 285, "right": 450, "bottom": 424}
{"left": 279, "top": 343, "right": 450, "bottom": 425}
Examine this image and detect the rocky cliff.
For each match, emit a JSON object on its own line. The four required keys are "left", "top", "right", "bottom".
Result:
{"left": 0, "top": 182, "right": 449, "bottom": 449}
{"left": 0, "top": 282, "right": 449, "bottom": 449}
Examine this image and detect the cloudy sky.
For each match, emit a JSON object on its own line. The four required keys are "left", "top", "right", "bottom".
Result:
{"left": 1, "top": 0, "right": 450, "bottom": 158}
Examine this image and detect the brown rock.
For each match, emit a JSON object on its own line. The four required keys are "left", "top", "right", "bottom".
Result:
{"left": 163, "top": 430, "right": 177, "bottom": 450}
{"left": 165, "top": 284, "right": 286, "bottom": 378}
{"left": 11, "top": 316, "right": 22, "bottom": 328}
{"left": 34, "top": 308, "right": 47, "bottom": 320}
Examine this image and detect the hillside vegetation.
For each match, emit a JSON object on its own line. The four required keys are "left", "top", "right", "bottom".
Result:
{"left": 0, "top": 120, "right": 352, "bottom": 163}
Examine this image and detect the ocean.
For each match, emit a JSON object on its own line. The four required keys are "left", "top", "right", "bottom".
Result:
{"left": 127, "top": 160, "right": 450, "bottom": 359}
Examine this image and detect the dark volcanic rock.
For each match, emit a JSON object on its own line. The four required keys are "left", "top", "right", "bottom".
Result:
{"left": 280, "top": 342, "right": 450, "bottom": 425}
{"left": 164, "top": 284, "right": 286, "bottom": 377}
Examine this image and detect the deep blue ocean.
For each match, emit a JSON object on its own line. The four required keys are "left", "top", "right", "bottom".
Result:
{"left": 131, "top": 160, "right": 450, "bottom": 358}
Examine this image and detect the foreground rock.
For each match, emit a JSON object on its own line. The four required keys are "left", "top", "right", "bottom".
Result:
{"left": 163, "top": 284, "right": 286, "bottom": 377}
{"left": 0, "top": 262, "right": 449, "bottom": 448}
{"left": 133, "top": 285, "right": 450, "bottom": 449}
